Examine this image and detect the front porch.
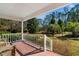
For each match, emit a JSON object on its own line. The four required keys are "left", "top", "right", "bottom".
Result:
{"left": 14, "top": 40, "right": 60, "bottom": 56}
{"left": 0, "top": 3, "right": 68, "bottom": 56}
{"left": 0, "top": 33, "right": 60, "bottom": 56}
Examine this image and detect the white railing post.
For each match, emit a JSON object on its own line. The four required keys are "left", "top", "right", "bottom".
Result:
{"left": 21, "top": 21, "right": 24, "bottom": 40}
{"left": 44, "top": 34, "right": 47, "bottom": 52}
{"left": 50, "top": 40, "right": 53, "bottom": 51}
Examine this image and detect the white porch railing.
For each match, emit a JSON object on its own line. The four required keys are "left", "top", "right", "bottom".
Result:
{"left": 0, "top": 33, "right": 53, "bottom": 51}
{"left": 23, "top": 34, "right": 44, "bottom": 49}
{"left": 23, "top": 34, "right": 53, "bottom": 51}
{"left": 44, "top": 35, "right": 53, "bottom": 51}
{"left": 0, "top": 33, "right": 21, "bottom": 44}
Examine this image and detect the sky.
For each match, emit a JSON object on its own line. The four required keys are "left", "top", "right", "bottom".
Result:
{"left": 37, "top": 3, "right": 76, "bottom": 20}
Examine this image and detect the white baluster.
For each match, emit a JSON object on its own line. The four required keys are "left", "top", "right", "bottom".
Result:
{"left": 12, "top": 34, "right": 13, "bottom": 42}
{"left": 6, "top": 34, "right": 8, "bottom": 45}
{"left": 44, "top": 35, "right": 47, "bottom": 52}
{"left": 50, "top": 40, "right": 53, "bottom": 51}
{"left": 8, "top": 34, "right": 10, "bottom": 44}
{"left": 16, "top": 34, "right": 17, "bottom": 41}
{"left": 10, "top": 34, "right": 12, "bottom": 43}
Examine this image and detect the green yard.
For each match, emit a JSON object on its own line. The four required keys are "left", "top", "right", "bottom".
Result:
{"left": 0, "top": 41, "right": 6, "bottom": 47}
{"left": 49, "top": 33, "right": 79, "bottom": 56}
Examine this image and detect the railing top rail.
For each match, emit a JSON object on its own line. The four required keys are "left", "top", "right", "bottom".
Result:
{"left": 1, "top": 33, "right": 21, "bottom": 35}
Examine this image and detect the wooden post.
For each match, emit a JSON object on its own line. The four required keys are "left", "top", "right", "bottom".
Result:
{"left": 11, "top": 45, "right": 15, "bottom": 56}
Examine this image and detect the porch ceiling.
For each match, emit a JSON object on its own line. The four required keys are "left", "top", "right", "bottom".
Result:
{"left": 0, "top": 3, "right": 68, "bottom": 21}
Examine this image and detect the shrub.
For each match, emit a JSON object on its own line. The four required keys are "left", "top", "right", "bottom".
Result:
{"left": 65, "top": 22, "right": 74, "bottom": 32}
{"left": 27, "top": 18, "right": 39, "bottom": 33}
{"left": 47, "top": 24, "right": 62, "bottom": 36}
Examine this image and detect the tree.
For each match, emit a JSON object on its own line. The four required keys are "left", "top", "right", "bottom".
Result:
{"left": 47, "top": 24, "right": 61, "bottom": 35}
{"left": 68, "top": 4, "right": 79, "bottom": 22}
{"left": 58, "top": 19, "right": 63, "bottom": 27}
{"left": 57, "top": 19, "right": 65, "bottom": 36}
{"left": 65, "top": 22, "right": 79, "bottom": 37}
{"left": 0, "top": 18, "right": 21, "bottom": 33}
{"left": 40, "top": 14, "right": 52, "bottom": 32}
{"left": 27, "top": 18, "right": 39, "bottom": 33}
{"left": 43, "top": 14, "right": 52, "bottom": 26}
{"left": 65, "top": 22, "right": 74, "bottom": 32}
{"left": 72, "top": 22, "right": 79, "bottom": 37}
{"left": 49, "top": 14, "right": 55, "bottom": 24}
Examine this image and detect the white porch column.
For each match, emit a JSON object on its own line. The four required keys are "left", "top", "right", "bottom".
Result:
{"left": 44, "top": 34, "right": 47, "bottom": 52}
{"left": 21, "top": 21, "right": 24, "bottom": 40}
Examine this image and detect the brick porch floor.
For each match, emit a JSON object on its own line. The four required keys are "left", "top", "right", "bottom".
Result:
{"left": 13, "top": 40, "right": 60, "bottom": 56}
{"left": 30, "top": 51, "right": 61, "bottom": 56}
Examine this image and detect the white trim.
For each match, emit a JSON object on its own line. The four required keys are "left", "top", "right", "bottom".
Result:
{"left": 44, "top": 35, "right": 47, "bottom": 52}
{"left": 50, "top": 40, "right": 53, "bottom": 51}
{"left": 21, "top": 21, "right": 24, "bottom": 40}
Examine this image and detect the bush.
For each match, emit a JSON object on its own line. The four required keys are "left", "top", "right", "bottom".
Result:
{"left": 27, "top": 18, "right": 39, "bottom": 33}
{"left": 65, "top": 22, "right": 74, "bottom": 32}
{"left": 47, "top": 24, "right": 62, "bottom": 35}
{"left": 65, "top": 22, "right": 79, "bottom": 37}
{"left": 53, "top": 37, "right": 79, "bottom": 56}
{"left": 0, "top": 31, "right": 10, "bottom": 35}
{"left": 74, "top": 22, "right": 79, "bottom": 32}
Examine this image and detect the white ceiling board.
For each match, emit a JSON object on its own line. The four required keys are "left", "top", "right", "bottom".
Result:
{"left": 23, "top": 3, "right": 68, "bottom": 21}
{"left": 0, "top": 3, "right": 68, "bottom": 21}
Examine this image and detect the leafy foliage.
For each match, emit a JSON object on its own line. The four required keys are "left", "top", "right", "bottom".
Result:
{"left": 58, "top": 19, "right": 64, "bottom": 27}
{"left": 49, "top": 14, "right": 55, "bottom": 24}
{"left": 65, "top": 22, "right": 74, "bottom": 31}
{"left": 27, "top": 18, "right": 39, "bottom": 33}
{"left": 0, "top": 18, "right": 21, "bottom": 33}
{"left": 47, "top": 24, "right": 61, "bottom": 35}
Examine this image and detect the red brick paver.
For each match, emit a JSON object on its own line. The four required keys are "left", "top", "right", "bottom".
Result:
{"left": 30, "top": 51, "right": 61, "bottom": 56}
{"left": 13, "top": 41, "right": 60, "bottom": 56}
{"left": 14, "top": 41, "right": 37, "bottom": 56}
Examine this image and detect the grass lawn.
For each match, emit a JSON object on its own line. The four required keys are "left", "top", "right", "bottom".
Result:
{"left": 49, "top": 33, "right": 79, "bottom": 56}
{"left": 0, "top": 41, "right": 6, "bottom": 47}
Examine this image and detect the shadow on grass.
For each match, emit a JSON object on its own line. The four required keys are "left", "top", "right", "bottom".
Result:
{"left": 57, "top": 34, "right": 79, "bottom": 40}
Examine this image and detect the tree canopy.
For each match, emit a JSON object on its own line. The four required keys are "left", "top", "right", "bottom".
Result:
{"left": 26, "top": 18, "right": 39, "bottom": 33}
